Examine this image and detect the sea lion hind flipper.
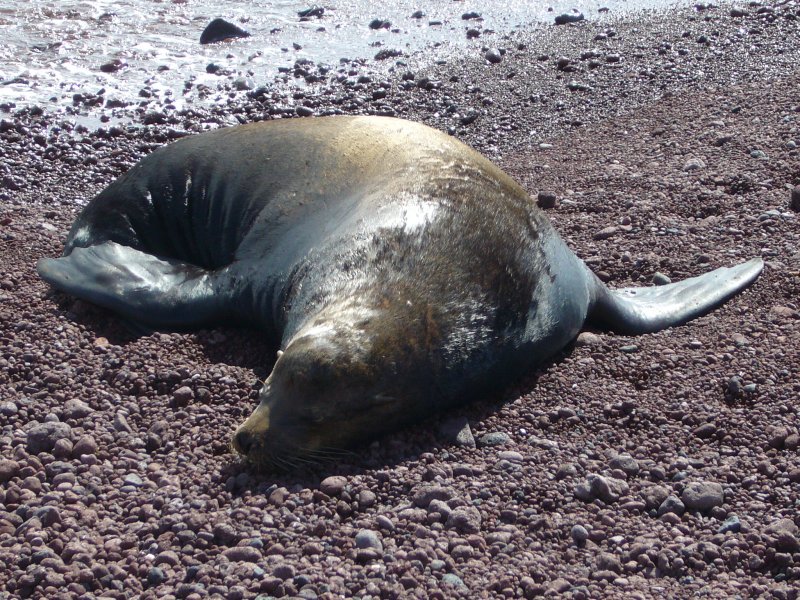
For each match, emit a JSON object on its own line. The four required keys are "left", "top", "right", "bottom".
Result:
{"left": 37, "top": 241, "right": 223, "bottom": 330}
{"left": 588, "top": 257, "right": 763, "bottom": 335}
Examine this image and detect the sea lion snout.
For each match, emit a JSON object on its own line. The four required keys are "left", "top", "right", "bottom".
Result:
{"left": 231, "top": 401, "right": 271, "bottom": 456}
{"left": 232, "top": 428, "right": 256, "bottom": 455}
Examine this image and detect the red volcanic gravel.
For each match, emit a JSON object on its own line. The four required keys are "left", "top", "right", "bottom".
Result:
{"left": 1, "top": 2, "right": 799, "bottom": 599}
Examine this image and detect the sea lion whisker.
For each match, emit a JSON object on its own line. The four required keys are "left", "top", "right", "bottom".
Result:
{"left": 307, "top": 446, "right": 355, "bottom": 460}
{"left": 372, "top": 393, "right": 397, "bottom": 404}
{"left": 300, "top": 449, "right": 336, "bottom": 462}
{"left": 277, "top": 454, "right": 302, "bottom": 471}
{"left": 255, "top": 452, "right": 286, "bottom": 472}
{"left": 290, "top": 454, "right": 320, "bottom": 467}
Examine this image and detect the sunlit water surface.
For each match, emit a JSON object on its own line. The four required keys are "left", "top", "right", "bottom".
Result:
{"left": 0, "top": 1, "right": 689, "bottom": 115}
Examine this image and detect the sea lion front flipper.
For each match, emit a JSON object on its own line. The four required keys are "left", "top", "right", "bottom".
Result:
{"left": 588, "top": 257, "right": 763, "bottom": 335}
{"left": 37, "top": 241, "right": 223, "bottom": 330}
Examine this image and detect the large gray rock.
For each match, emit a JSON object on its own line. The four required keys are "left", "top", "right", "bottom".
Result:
{"left": 681, "top": 481, "right": 724, "bottom": 512}
{"left": 26, "top": 421, "right": 72, "bottom": 454}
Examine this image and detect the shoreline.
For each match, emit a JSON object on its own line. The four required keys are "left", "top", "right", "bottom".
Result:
{"left": 1, "top": 1, "right": 799, "bottom": 598}
{"left": 4, "top": 1, "right": 800, "bottom": 208}
{"left": 0, "top": 0, "right": 710, "bottom": 119}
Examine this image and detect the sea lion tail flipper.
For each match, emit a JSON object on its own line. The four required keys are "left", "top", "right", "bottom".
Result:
{"left": 588, "top": 257, "right": 763, "bottom": 335}
{"left": 37, "top": 241, "right": 223, "bottom": 330}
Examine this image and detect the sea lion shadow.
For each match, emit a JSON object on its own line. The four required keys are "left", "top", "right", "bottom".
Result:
{"left": 48, "top": 294, "right": 143, "bottom": 345}
{"left": 191, "top": 327, "right": 276, "bottom": 380}
{"left": 49, "top": 291, "right": 277, "bottom": 375}
{"left": 52, "top": 289, "right": 573, "bottom": 491}
{"left": 220, "top": 348, "right": 573, "bottom": 495}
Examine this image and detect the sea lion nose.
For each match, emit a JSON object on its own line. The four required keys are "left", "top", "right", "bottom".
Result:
{"left": 233, "top": 429, "right": 255, "bottom": 455}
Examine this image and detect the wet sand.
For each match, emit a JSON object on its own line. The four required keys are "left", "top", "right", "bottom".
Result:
{"left": 1, "top": 2, "right": 799, "bottom": 598}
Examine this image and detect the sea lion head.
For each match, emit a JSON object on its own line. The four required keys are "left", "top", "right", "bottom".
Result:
{"left": 231, "top": 301, "right": 435, "bottom": 469}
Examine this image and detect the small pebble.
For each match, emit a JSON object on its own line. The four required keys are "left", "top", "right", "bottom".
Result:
{"left": 652, "top": 272, "right": 671, "bottom": 285}
{"left": 223, "top": 546, "right": 263, "bottom": 563}
{"left": 439, "top": 416, "right": 476, "bottom": 447}
{"left": 657, "top": 495, "right": 685, "bottom": 516}
{"left": 355, "top": 529, "right": 383, "bottom": 552}
{"left": 62, "top": 399, "right": 93, "bottom": 419}
{"left": 479, "top": 431, "right": 511, "bottom": 446}
{"left": 484, "top": 48, "right": 502, "bottom": 64}
{"left": 571, "top": 525, "right": 589, "bottom": 545}
{"left": 146, "top": 567, "right": 166, "bottom": 587}
{"left": 320, "top": 476, "right": 347, "bottom": 496}
{"left": 718, "top": 515, "right": 741, "bottom": 534}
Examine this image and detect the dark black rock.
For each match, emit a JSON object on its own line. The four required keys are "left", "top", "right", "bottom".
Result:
{"left": 374, "top": 48, "right": 403, "bottom": 61}
{"left": 460, "top": 111, "right": 479, "bottom": 126}
{"left": 99, "top": 59, "right": 127, "bottom": 73}
{"left": 142, "top": 111, "right": 167, "bottom": 126}
{"left": 790, "top": 185, "right": 800, "bottom": 212}
{"left": 727, "top": 376, "right": 743, "bottom": 398}
{"left": 485, "top": 48, "right": 502, "bottom": 64}
{"left": 199, "top": 18, "right": 251, "bottom": 45}
{"left": 555, "top": 12, "right": 585, "bottom": 25}
{"left": 369, "top": 19, "right": 391, "bottom": 30}
{"left": 537, "top": 191, "right": 558, "bottom": 209}
{"left": 146, "top": 567, "right": 166, "bottom": 588}
{"left": 298, "top": 6, "right": 325, "bottom": 19}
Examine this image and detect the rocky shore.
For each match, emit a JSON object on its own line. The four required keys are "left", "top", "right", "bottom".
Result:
{"left": 1, "top": 2, "right": 799, "bottom": 599}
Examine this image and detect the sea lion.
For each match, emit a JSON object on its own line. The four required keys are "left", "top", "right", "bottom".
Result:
{"left": 37, "top": 116, "right": 763, "bottom": 468}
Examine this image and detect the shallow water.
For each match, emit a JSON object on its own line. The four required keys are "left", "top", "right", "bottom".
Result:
{"left": 0, "top": 0, "right": 688, "bottom": 115}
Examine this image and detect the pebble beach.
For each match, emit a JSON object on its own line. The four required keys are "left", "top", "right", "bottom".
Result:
{"left": 1, "top": 2, "right": 799, "bottom": 598}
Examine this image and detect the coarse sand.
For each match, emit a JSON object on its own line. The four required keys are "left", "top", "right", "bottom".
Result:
{"left": 1, "top": 2, "right": 799, "bottom": 598}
